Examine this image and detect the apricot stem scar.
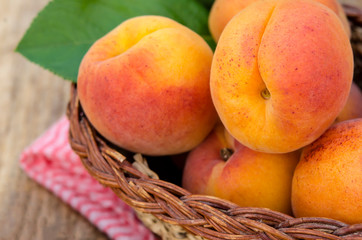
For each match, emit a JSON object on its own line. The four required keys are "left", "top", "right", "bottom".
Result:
{"left": 261, "top": 88, "right": 271, "bottom": 100}
{"left": 220, "top": 148, "right": 234, "bottom": 161}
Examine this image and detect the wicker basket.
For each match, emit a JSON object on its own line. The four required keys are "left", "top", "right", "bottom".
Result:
{"left": 67, "top": 4, "right": 362, "bottom": 240}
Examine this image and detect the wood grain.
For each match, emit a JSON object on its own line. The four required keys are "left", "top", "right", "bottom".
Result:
{"left": 0, "top": 0, "right": 108, "bottom": 239}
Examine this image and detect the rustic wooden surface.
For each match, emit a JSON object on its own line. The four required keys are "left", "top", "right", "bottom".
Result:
{"left": 0, "top": 0, "right": 108, "bottom": 239}
{"left": 0, "top": 0, "right": 361, "bottom": 240}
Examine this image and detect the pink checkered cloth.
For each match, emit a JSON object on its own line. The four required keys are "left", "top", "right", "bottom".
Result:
{"left": 20, "top": 116, "right": 156, "bottom": 240}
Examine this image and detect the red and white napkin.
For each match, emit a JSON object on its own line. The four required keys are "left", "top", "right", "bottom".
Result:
{"left": 20, "top": 116, "right": 157, "bottom": 240}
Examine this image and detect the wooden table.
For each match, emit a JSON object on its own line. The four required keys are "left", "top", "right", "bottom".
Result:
{"left": 0, "top": 0, "right": 361, "bottom": 240}
{"left": 0, "top": 0, "right": 108, "bottom": 239}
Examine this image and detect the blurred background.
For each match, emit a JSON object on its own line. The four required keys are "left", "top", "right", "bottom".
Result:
{"left": 0, "top": 0, "right": 108, "bottom": 239}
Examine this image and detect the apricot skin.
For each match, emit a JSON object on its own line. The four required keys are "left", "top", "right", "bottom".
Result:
{"left": 210, "top": 0, "right": 354, "bottom": 153}
{"left": 182, "top": 124, "right": 300, "bottom": 215}
{"left": 208, "top": 0, "right": 254, "bottom": 42}
{"left": 208, "top": 0, "right": 350, "bottom": 42}
{"left": 335, "top": 82, "right": 362, "bottom": 123}
{"left": 292, "top": 118, "right": 362, "bottom": 224}
{"left": 78, "top": 16, "right": 218, "bottom": 156}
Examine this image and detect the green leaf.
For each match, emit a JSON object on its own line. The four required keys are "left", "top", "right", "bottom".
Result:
{"left": 16, "top": 0, "right": 213, "bottom": 82}
{"left": 196, "top": 0, "right": 215, "bottom": 9}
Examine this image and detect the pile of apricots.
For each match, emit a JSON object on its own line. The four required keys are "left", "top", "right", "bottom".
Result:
{"left": 77, "top": 0, "right": 362, "bottom": 224}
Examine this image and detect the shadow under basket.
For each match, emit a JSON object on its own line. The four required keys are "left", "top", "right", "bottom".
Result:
{"left": 67, "top": 4, "right": 362, "bottom": 240}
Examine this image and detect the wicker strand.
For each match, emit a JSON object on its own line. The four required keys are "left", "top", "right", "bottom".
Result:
{"left": 67, "top": 4, "right": 362, "bottom": 239}
{"left": 67, "top": 84, "right": 362, "bottom": 240}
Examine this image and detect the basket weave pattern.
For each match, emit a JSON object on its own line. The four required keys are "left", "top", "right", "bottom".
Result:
{"left": 68, "top": 4, "right": 362, "bottom": 240}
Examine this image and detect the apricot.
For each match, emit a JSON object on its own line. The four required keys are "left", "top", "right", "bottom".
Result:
{"left": 291, "top": 118, "right": 362, "bottom": 224}
{"left": 208, "top": 0, "right": 254, "bottom": 42}
{"left": 210, "top": 0, "right": 354, "bottom": 153}
{"left": 77, "top": 16, "right": 218, "bottom": 156}
{"left": 315, "top": 0, "right": 351, "bottom": 37}
{"left": 208, "top": 0, "right": 351, "bottom": 42}
{"left": 335, "top": 82, "right": 362, "bottom": 123}
{"left": 182, "top": 124, "right": 300, "bottom": 215}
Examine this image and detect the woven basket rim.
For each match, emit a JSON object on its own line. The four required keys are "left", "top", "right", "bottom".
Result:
{"left": 67, "top": 4, "right": 362, "bottom": 240}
